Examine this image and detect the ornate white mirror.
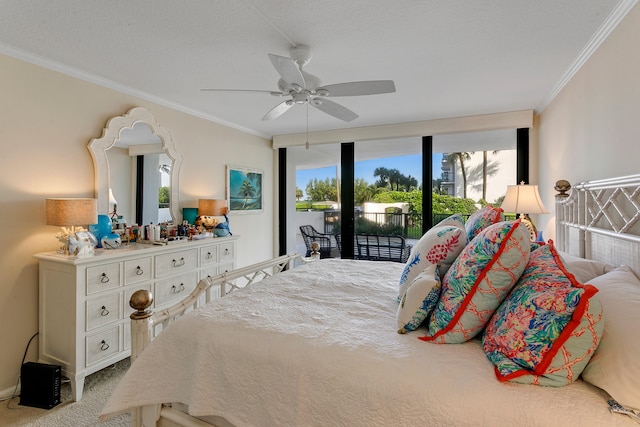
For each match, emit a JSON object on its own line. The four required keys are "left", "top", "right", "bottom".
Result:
{"left": 88, "top": 107, "right": 182, "bottom": 225}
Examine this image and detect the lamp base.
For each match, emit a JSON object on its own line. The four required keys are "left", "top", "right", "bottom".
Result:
{"left": 520, "top": 215, "right": 537, "bottom": 242}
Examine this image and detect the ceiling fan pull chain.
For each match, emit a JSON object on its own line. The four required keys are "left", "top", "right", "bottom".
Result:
{"left": 306, "top": 102, "right": 310, "bottom": 150}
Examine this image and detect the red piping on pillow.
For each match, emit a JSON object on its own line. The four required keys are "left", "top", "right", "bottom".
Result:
{"left": 492, "top": 240, "right": 600, "bottom": 382}
{"left": 420, "top": 220, "right": 522, "bottom": 343}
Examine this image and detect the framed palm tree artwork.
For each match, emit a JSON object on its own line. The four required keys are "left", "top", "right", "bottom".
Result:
{"left": 226, "top": 165, "right": 263, "bottom": 214}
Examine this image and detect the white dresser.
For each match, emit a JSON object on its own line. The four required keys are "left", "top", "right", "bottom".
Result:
{"left": 34, "top": 235, "right": 238, "bottom": 401}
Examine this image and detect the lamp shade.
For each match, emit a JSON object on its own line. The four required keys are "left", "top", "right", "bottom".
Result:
{"left": 198, "top": 199, "right": 227, "bottom": 216}
{"left": 501, "top": 184, "right": 549, "bottom": 214}
{"left": 46, "top": 198, "right": 98, "bottom": 226}
{"left": 108, "top": 188, "right": 118, "bottom": 205}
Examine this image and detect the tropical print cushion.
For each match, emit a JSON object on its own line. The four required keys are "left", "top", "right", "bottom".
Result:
{"left": 464, "top": 205, "right": 504, "bottom": 241}
{"left": 396, "top": 264, "right": 441, "bottom": 334}
{"left": 482, "top": 242, "right": 604, "bottom": 386}
{"left": 398, "top": 224, "right": 466, "bottom": 301}
{"left": 436, "top": 213, "right": 465, "bottom": 229}
{"left": 421, "top": 220, "right": 530, "bottom": 344}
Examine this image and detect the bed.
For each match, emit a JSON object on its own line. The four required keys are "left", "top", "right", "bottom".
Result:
{"left": 101, "top": 175, "right": 640, "bottom": 426}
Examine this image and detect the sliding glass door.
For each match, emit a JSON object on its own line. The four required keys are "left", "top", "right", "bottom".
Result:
{"left": 281, "top": 128, "right": 525, "bottom": 259}
{"left": 433, "top": 129, "right": 518, "bottom": 224}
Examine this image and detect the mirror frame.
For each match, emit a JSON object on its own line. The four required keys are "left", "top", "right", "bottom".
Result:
{"left": 88, "top": 107, "right": 183, "bottom": 223}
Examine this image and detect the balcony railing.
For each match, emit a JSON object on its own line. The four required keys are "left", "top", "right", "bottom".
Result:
{"left": 324, "top": 211, "right": 516, "bottom": 240}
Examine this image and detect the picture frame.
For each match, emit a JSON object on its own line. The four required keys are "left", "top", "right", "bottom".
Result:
{"left": 226, "top": 165, "right": 263, "bottom": 214}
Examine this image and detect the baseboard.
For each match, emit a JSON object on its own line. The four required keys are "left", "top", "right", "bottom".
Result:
{"left": 0, "top": 384, "right": 19, "bottom": 401}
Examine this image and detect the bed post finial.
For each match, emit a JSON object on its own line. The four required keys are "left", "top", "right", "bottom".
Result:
{"left": 554, "top": 179, "right": 571, "bottom": 197}
{"left": 130, "top": 289, "right": 153, "bottom": 320}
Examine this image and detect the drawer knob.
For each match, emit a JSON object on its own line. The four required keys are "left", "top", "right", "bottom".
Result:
{"left": 100, "top": 340, "right": 110, "bottom": 351}
{"left": 100, "top": 273, "right": 110, "bottom": 283}
{"left": 224, "top": 248, "right": 230, "bottom": 255}
{"left": 100, "top": 305, "right": 110, "bottom": 316}
{"left": 136, "top": 266, "right": 144, "bottom": 275}
{"left": 172, "top": 257, "right": 185, "bottom": 267}
{"left": 206, "top": 251, "right": 213, "bottom": 259}
{"left": 172, "top": 283, "right": 185, "bottom": 293}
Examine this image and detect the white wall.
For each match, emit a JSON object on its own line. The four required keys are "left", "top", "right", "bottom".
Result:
{"left": 537, "top": 2, "right": 640, "bottom": 240}
{"left": 0, "top": 53, "right": 273, "bottom": 396}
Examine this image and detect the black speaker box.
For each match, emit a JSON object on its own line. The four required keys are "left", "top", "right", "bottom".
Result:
{"left": 19, "top": 362, "right": 62, "bottom": 409}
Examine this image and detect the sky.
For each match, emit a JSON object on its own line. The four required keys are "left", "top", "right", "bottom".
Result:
{"left": 296, "top": 153, "right": 443, "bottom": 198}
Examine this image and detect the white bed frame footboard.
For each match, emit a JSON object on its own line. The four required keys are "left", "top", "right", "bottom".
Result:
{"left": 129, "top": 252, "right": 303, "bottom": 362}
{"left": 555, "top": 174, "right": 640, "bottom": 275}
{"left": 127, "top": 252, "right": 303, "bottom": 427}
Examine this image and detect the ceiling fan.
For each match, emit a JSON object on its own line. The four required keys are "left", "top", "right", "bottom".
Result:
{"left": 201, "top": 45, "right": 396, "bottom": 122}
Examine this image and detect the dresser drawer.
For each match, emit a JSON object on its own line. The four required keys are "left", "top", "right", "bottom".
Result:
{"left": 219, "top": 242, "right": 235, "bottom": 263}
{"left": 154, "top": 272, "right": 199, "bottom": 307}
{"left": 199, "top": 245, "right": 219, "bottom": 266}
{"left": 200, "top": 265, "right": 218, "bottom": 280}
{"left": 154, "top": 249, "right": 198, "bottom": 278}
{"left": 86, "top": 263, "right": 121, "bottom": 295}
{"left": 218, "top": 262, "right": 233, "bottom": 275}
{"left": 86, "top": 292, "right": 121, "bottom": 331}
{"left": 86, "top": 325, "right": 120, "bottom": 366}
{"left": 124, "top": 257, "right": 152, "bottom": 285}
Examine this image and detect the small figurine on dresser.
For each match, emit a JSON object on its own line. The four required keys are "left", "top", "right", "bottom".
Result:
{"left": 310, "top": 242, "right": 321, "bottom": 261}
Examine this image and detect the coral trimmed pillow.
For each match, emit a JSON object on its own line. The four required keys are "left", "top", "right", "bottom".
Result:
{"left": 482, "top": 242, "right": 604, "bottom": 386}
{"left": 398, "top": 224, "right": 466, "bottom": 300}
{"left": 464, "top": 205, "right": 504, "bottom": 241}
{"left": 396, "top": 264, "right": 441, "bottom": 334}
{"left": 581, "top": 266, "right": 640, "bottom": 411}
{"left": 422, "top": 220, "right": 530, "bottom": 344}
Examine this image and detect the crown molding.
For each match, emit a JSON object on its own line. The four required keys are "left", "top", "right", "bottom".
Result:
{"left": 0, "top": 43, "right": 270, "bottom": 139}
{"left": 538, "top": 0, "right": 639, "bottom": 112}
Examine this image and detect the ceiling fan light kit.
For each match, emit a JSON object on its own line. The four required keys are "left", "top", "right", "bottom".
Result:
{"left": 202, "top": 44, "right": 396, "bottom": 122}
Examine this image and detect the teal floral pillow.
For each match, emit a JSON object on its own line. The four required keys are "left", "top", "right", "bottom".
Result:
{"left": 421, "top": 220, "right": 530, "bottom": 344}
{"left": 464, "top": 206, "right": 504, "bottom": 241}
{"left": 482, "top": 242, "right": 604, "bottom": 386}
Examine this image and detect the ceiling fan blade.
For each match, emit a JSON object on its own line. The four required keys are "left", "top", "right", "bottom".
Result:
{"left": 317, "top": 80, "right": 396, "bottom": 97}
{"left": 311, "top": 98, "right": 358, "bottom": 122}
{"left": 268, "top": 54, "right": 305, "bottom": 88}
{"left": 262, "top": 100, "right": 294, "bottom": 121}
{"left": 200, "top": 89, "right": 281, "bottom": 95}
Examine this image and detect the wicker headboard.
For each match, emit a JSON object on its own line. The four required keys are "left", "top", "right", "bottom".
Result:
{"left": 555, "top": 174, "right": 640, "bottom": 276}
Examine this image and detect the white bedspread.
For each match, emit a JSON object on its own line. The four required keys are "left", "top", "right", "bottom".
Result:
{"left": 101, "top": 259, "right": 634, "bottom": 426}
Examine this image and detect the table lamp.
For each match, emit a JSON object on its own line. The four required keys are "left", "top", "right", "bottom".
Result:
{"left": 500, "top": 182, "right": 549, "bottom": 241}
{"left": 198, "top": 199, "right": 228, "bottom": 216}
{"left": 198, "top": 199, "right": 230, "bottom": 236}
{"left": 46, "top": 198, "right": 98, "bottom": 254}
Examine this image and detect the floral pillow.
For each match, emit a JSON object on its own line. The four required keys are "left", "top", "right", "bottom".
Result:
{"left": 397, "top": 264, "right": 441, "bottom": 334}
{"left": 482, "top": 242, "right": 603, "bottom": 386}
{"left": 436, "top": 213, "right": 465, "bottom": 229}
{"left": 421, "top": 220, "right": 530, "bottom": 344}
{"left": 464, "top": 205, "right": 504, "bottom": 241}
{"left": 398, "top": 224, "right": 466, "bottom": 301}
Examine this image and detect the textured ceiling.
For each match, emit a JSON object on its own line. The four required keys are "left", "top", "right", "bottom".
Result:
{"left": 0, "top": 0, "right": 630, "bottom": 138}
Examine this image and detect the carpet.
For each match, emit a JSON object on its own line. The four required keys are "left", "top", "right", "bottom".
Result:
{"left": 0, "top": 358, "right": 131, "bottom": 426}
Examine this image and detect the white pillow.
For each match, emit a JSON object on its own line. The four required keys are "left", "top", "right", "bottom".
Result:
{"left": 581, "top": 265, "right": 640, "bottom": 411}
{"left": 396, "top": 264, "right": 440, "bottom": 333}
{"left": 557, "top": 251, "right": 615, "bottom": 283}
{"left": 398, "top": 224, "right": 466, "bottom": 300}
